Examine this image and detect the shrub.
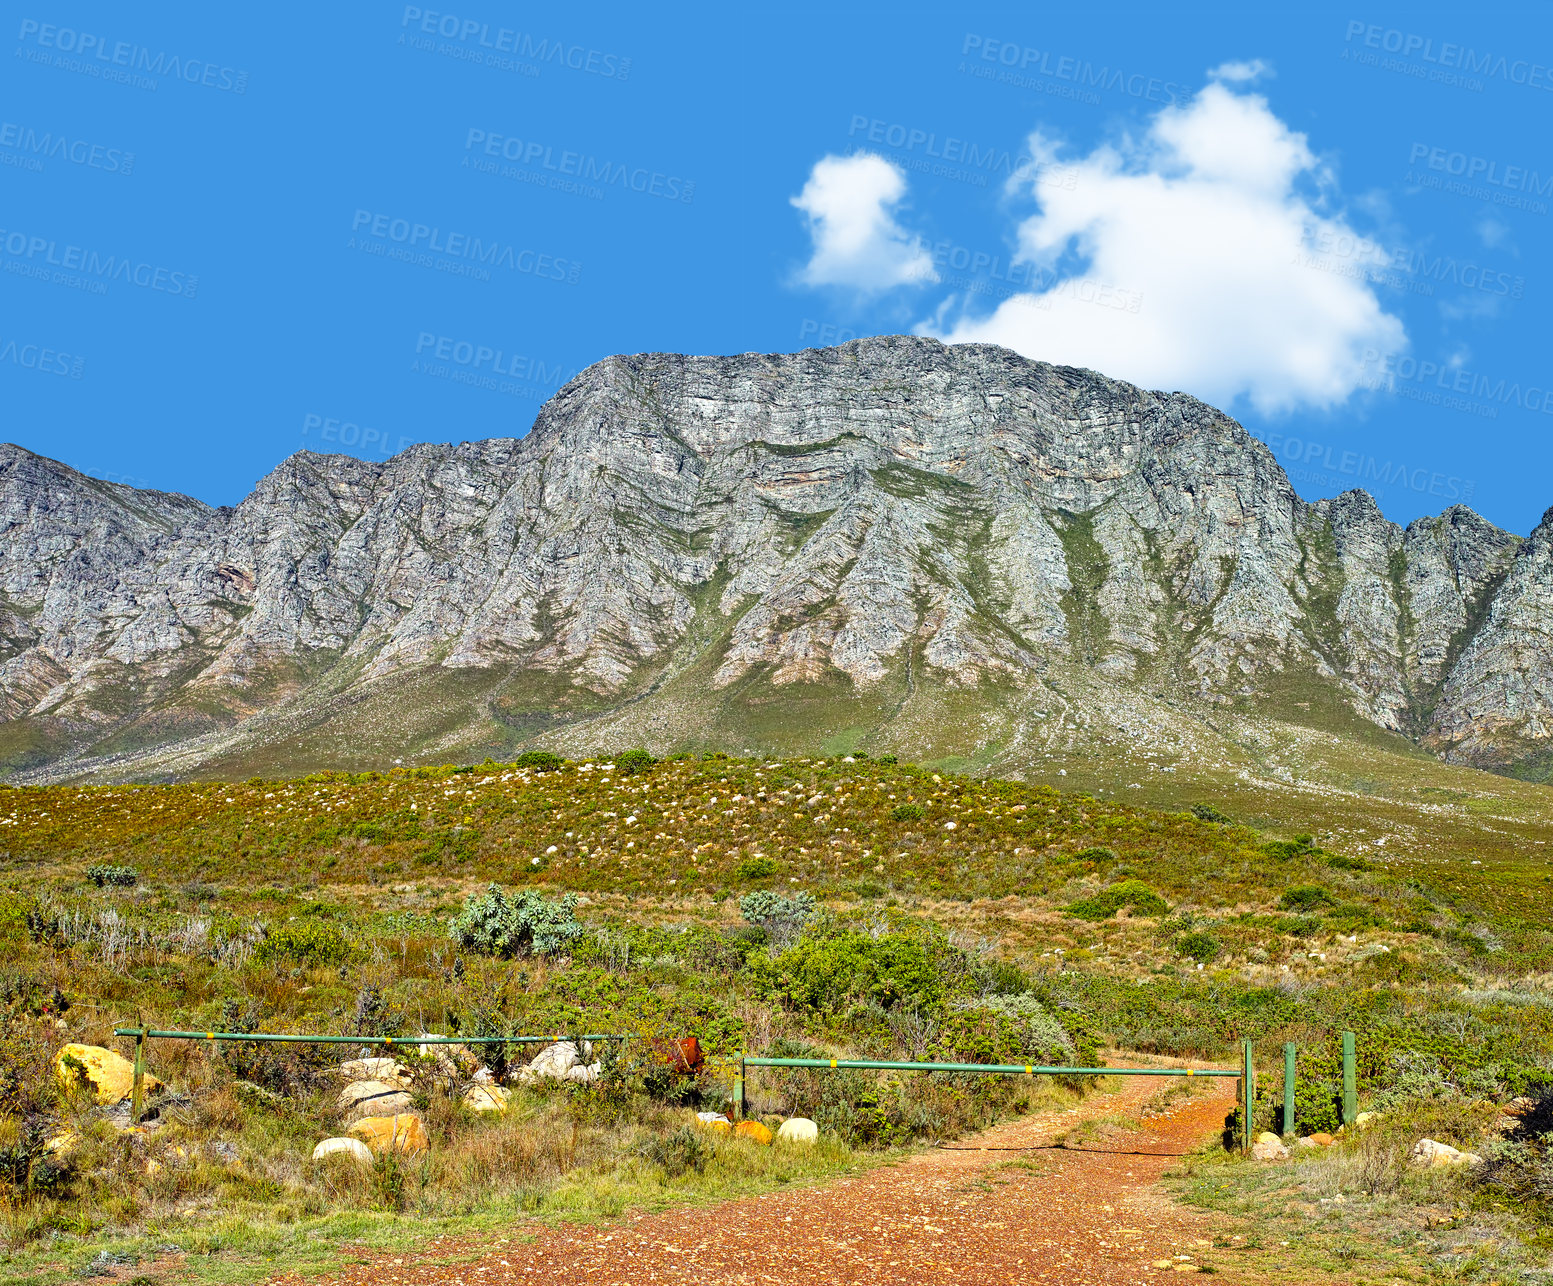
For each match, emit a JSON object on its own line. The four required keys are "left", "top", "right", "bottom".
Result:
{"left": 1190, "top": 803, "right": 1231, "bottom": 824}
{"left": 760, "top": 932, "right": 940, "bottom": 1012}
{"left": 513, "top": 750, "right": 564, "bottom": 772}
{"left": 638, "top": 1125, "right": 712, "bottom": 1177}
{"left": 615, "top": 748, "right": 656, "bottom": 774}
{"left": 1175, "top": 930, "right": 1222, "bottom": 963}
{"left": 738, "top": 890, "right": 816, "bottom": 950}
{"left": 1279, "top": 885, "right": 1336, "bottom": 912}
{"left": 890, "top": 803, "right": 925, "bottom": 822}
{"left": 1065, "top": 880, "right": 1168, "bottom": 921}
{"left": 877, "top": 754, "right": 898, "bottom": 765}
{"left": 952, "top": 993, "right": 1076, "bottom": 1063}
{"left": 253, "top": 918, "right": 358, "bottom": 967}
{"left": 733, "top": 855, "right": 779, "bottom": 881}
{"left": 86, "top": 864, "right": 137, "bottom": 888}
{"left": 1262, "top": 835, "right": 1322, "bottom": 860}
{"left": 449, "top": 884, "right": 583, "bottom": 958}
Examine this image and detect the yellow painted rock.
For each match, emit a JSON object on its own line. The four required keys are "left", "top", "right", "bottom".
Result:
{"left": 348, "top": 1113, "right": 428, "bottom": 1156}
{"left": 43, "top": 1131, "right": 79, "bottom": 1157}
{"left": 54, "top": 1044, "right": 161, "bottom": 1105}
{"left": 734, "top": 1119, "right": 773, "bottom": 1145}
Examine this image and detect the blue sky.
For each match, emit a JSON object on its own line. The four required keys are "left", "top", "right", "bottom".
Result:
{"left": 2, "top": 2, "right": 1549, "bottom": 534}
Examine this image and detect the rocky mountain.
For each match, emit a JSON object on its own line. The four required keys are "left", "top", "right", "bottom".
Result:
{"left": 3, "top": 336, "right": 1548, "bottom": 783}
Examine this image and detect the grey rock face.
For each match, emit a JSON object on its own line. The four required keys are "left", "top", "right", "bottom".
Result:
{"left": 0, "top": 337, "right": 1544, "bottom": 775}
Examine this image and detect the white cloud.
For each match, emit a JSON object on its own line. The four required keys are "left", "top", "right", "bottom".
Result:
{"left": 1208, "top": 58, "right": 1272, "bottom": 83}
{"left": 790, "top": 152, "right": 936, "bottom": 293}
{"left": 923, "top": 84, "right": 1408, "bottom": 414}
{"left": 1475, "top": 215, "right": 1512, "bottom": 249}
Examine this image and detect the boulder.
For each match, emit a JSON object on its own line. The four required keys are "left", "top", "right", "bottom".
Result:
{"left": 337, "top": 1080, "right": 414, "bottom": 1122}
{"left": 1251, "top": 1138, "right": 1289, "bottom": 1161}
{"left": 1354, "top": 1111, "right": 1377, "bottom": 1130}
{"left": 416, "top": 1034, "right": 481, "bottom": 1075}
{"left": 513, "top": 1041, "right": 599, "bottom": 1085}
{"left": 349, "top": 1113, "right": 429, "bottom": 1156}
{"left": 1410, "top": 1138, "right": 1484, "bottom": 1168}
{"left": 339, "top": 1057, "right": 413, "bottom": 1090}
{"left": 696, "top": 1111, "right": 732, "bottom": 1132}
{"left": 462, "top": 1084, "right": 511, "bottom": 1113}
{"left": 1256, "top": 1132, "right": 1283, "bottom": 1146}
{"left": 1309, "top": 1132, "right": 1335, "bottom": 1147}
{"left": 1293, "top": 1136, "right": 1319, "bottom": 1150}
{"left": 734, "top": 1120, "right": 774, "bottom": 1145}
{"left": 312, "top": 1137, "right": 373, "bottom": 1165}
{"left": 54, "top": 1044, "right": 162, "bottom": 1105}
{"left": 776, "top": 1117, "right": 818, "bottom": 1145}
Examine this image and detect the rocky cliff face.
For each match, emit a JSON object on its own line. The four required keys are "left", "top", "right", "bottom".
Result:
{"left": 2, "top": 336, "right": 1545, "bottom": 780}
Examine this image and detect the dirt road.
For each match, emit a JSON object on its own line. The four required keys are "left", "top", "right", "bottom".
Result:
{"left": 279, "top": 1073, "right": 1308, "bottom": 1285}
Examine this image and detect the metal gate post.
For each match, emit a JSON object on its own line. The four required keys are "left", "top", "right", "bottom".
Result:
{"left": 733, "top": 1054, "right": 745, "bottom": 1120}
{"left": 130, "top": 1022, "right": 146, "bottom": 1125}
{"left": 1341, "top": 1031, "right": 1357, "bottom": 1127}
{"left": 1282, "top": 1042, "right": 1296, "bottom": 1136}
{"left": 1241, "top": 1039, "right": 1255, "bottom": 1151}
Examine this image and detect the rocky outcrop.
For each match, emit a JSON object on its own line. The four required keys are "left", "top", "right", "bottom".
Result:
{"left": 0, "top": 337, "right": 1545, "bottom": 778}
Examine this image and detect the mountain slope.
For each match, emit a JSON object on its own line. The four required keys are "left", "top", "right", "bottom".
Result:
{"left": 1, "top": 336, "right": 1546, "bottom": 782}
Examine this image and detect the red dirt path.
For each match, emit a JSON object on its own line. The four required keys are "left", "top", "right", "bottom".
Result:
{"left": 275, "top": 1073, "right": 1332, "bottom": 1286}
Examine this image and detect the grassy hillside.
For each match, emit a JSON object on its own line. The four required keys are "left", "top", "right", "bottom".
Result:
{"left": 1, "top": 751, "right": 1549, "bottom": 1282}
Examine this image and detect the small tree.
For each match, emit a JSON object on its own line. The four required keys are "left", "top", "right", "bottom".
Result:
{"left": 449, "top": 885, "right": 583, "bottom": 958}
{"left": 739, "top": 890, "right": 817, "bottom": 952}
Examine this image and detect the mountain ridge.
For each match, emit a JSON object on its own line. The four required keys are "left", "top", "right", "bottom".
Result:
{"left": 3, "top": 336, "right": 1548, "bottom": 784}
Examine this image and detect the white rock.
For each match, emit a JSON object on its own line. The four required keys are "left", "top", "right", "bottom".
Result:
{"left": 462, "top": 1084, "right": 512, "bottom": 1112}
{"left": 1410, "top": 1138, "right": 1484, "bottom": 1168}
{"left": 338, "top": 1057, "right": 412, "bottom": 1090}
{"left": 1251, "top": 1138, "right": 1289, "bottom": 1161}
{"left": 337, "top": 1080, "right": 414, "bottom": 1121}
{"left": 512, "top": 1041, "right": 597, "bottom": 1084}
{"left": 312, "top": 1137, "right": 373, "bottom": 1165}
{"left": 777, "top": 1117, "right": 818, "bottom": 1144}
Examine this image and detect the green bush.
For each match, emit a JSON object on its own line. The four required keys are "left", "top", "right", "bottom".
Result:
{"left": 1189, "top": 803, "right": 1231, "bottom": 824}
{"left": 253, "top": 918, "right": 357, "bottom": 967}
{"left": 1065, "top": 880, "right": 1168, "bottom": 921}
{"left": 759, "top": 932, "right": 940, "bottom": 1012}
{"left": 449, "top": 884, "right": 584, "bottom": 958}
{"left": 733, "top": 855, "right": 778, "bottom": 881}
{"left": 1263, "top": 834, "right": 1322, "bottom": 861}
{"left": 890, "top": 803, "right": 925, "bottom": 822}
{"left": 1280, "top": 885, "right": 1336, "bottom": 912}
{"left": 1176, "top": 930, "right": 1222, "bottom": 963}
{"left": 513, "top": 750, "right": 565, "bottom": 772}
{"left": 738, "top": 890, "right": 815, "bottom": 950}
{"left": 615, "top": 748, "right": 656, "bottom": 775}
{"left": 86, "top": 865, "right": 137, "bottom": 888}
{"left": 638, "top": 1125, "right": 712, "bottom": 1177}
